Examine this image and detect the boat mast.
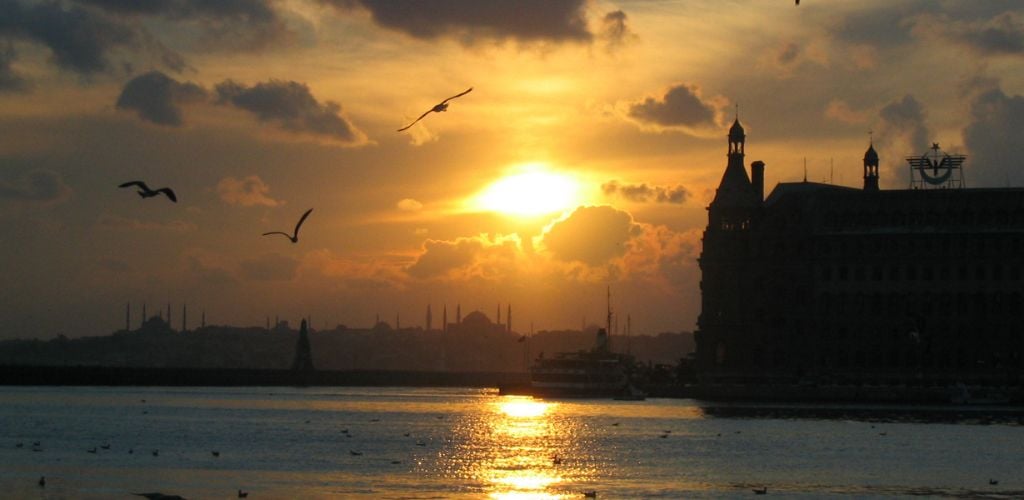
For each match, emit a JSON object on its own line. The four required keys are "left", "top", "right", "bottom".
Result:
{"left": 606, "top": 285, "right": 613, "bottom": 350}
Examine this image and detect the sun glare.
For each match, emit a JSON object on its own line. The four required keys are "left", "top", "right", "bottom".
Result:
{"left": 473, "top": 166, "right": 581, "bottom": 217}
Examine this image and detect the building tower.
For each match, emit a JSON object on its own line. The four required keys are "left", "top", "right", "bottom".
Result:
{"left": 863, "top": 139, "right": 880, "bottom": 191}
{"left": 443, "top": 304, "right": 448, "bottom": 333}
{"left": 456, "top": 304, "right": 462, "bottom": 324}
{"left": 695, "top": 116, "right": 763, "bottom": 375}
{"left": 142, "top": 303, "right": 146, "bottom": 328}
{"left": 507, "top": 304, "right": 512, "bottom": 334}
{"left": 426, "top": 304, "right": 433, "bottom": 331}
{"left": 182, "top": 303, "right": 187, "bottom": 332}
{"left": 126, "top": 302, "right": 130, "bottom": 332}
{"left": 292, "top": 319, "right": 315, "bottom": 371}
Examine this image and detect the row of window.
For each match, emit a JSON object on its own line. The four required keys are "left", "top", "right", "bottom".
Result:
{"left": 822, "top": 208, "right": 1024, "bottom": 231}
{"left": 819, "top": 263, "right": 1023, "bottom": 283}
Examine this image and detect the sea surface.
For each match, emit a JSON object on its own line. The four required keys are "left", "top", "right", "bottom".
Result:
{"left": 0, "top": 386, "right": 1022, "bottom": 499}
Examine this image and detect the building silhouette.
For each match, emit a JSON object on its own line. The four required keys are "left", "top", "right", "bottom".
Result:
{"left": 695, "top": 118, "right": 1024, "bottom": 386}
{"left": 292, "top": 319, "right": 314, "bottom": 371}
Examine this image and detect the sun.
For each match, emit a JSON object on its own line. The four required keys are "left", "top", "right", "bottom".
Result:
{"left": 472, "top": 164, "right": 582, "bottom": 217}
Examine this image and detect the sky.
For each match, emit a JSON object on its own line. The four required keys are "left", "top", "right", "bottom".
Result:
{"left": 1, "top": 0, "right": 1023, "bottom": 340}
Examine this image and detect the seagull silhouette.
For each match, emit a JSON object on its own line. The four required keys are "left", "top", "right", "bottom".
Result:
{"left": 397, "top": 87, "right": 472, "bottom": 132}
{"left": 119, "top": 181, "right": 177, "bottom": 202}
{"left": 262, "top": 208, "right": 313, "bottom": 243}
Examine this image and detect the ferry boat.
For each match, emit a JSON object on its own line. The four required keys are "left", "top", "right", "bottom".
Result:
{"left": 524, "top": 289, "right": 645, "bottom": 399}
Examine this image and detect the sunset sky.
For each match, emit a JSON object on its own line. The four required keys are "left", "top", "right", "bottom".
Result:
{"left": 2, "top": 0, "right": 1023, "bottom": 339}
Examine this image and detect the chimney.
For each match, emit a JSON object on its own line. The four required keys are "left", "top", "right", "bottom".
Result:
{"left": 751, "top": 161, "right": 765, "bottom": 202}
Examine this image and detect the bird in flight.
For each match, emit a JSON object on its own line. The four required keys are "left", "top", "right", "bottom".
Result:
{"left": 262, "top": 208, "right": 313, "bottom": 243}
{"left": 119, "top": 181, "right": 177, "bottom": 202}
{"left": 397, "top": 87, "right": 472, "bottom": 132}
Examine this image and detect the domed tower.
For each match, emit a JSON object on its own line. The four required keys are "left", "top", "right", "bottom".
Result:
{"left": 729, "top": 117, "right": 745, "bottom": 156}
{"left": 863, "top": 140, "right": 879, "bottom": 191}
{"left": 709, "top": 117, "right": 759, "bottom": 231}
{"left": 696, "top": 116, "right": 762, "bottom": 377}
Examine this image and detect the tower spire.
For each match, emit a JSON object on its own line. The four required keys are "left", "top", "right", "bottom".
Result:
{"left": 863, "top": 132, "right": 880, "bottom": 191}
{"left": 426, "top": 303, "right": 433, "bottom": 331}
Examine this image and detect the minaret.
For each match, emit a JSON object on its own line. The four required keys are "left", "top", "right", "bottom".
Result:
{"left": 142, "top": 303, "right": 146, "bottom": 327}
{"left": 396, "top": 312, "right": 400, "bottom": 330}
{"left": 497, "top": 303, "right": 501, "bottom": 326}
{"left": 291, "top": 319, "right": 314, "bottom": 372}
{"left": 166, "top": 303, "right": 171, "bottom": 329}
{"left": 863, "top": 137, "right": 880, "bottom": 191}
{"left": 201, "top": 309, "right": 205, "bottom": 328}
{"left": 456, "top": 304, "right": 461, "bottom": 324}
{"left": 426, "top": 304, "right": 433, "bottom": 331}
{"left": 182, "top": 303, "right": 187, "bottom": 332}
{"left": 507, "top": 304, "right": 512, "bottom": 334}
{"left": 442, "top": 305, "right": 448, "bottom": 333}
{"left": 126, "top": 302, "right": 130, "bottom": 331}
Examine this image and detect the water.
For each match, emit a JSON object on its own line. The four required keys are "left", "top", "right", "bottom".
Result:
{"left": 0, "top": 386, "right": 1021, "bottom": 499}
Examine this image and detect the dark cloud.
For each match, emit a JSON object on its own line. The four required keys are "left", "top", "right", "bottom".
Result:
{"left": 602, "top": 180, "right": 689, "bottom": 204}
{"left": 0, "top": 0, "right": 136, "bottom": 75}
{"left": 831, "top": 2, "right": 923, "bottom": 48}
{"left": 877, "top": 94, "right": 930, "bottom": 154}
{"left": 75, "top": 0, "right": 288, "bottom": 49}
{"left": 777, "top": 42, "right": 800, "bottom": 65}
{"left": 115, "top": 70, "right": 207, "bottom": 126}
{"left": 239, "top": 253, "right": 299, "bottom": 281}
{"left": 627, "top": 83, "right": 722, "bottom": 132}
{"left": 0, "top": 169, "right": 71, "bottom": 204}
{"left": 215, "top": 79, "right": 365, "bottom": 144}
{"left": 956, "top": 11, "right": 1024, "bottom": 56}
{"left": 0, "top": 42, "right": 26, "bottom": 91}
{"left": 600, "top": 10, "right": 635, "bottom": 51}
{"left": 542, "top": 206, "right": 641, "bottom": 265}
{"left": 325, "top": 0, "right": 591, "bottom": 43}
{"left": 963, "top": 85, "right": 1024, "bottom": 187}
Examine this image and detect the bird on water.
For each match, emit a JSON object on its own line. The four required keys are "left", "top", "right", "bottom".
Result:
{"left": 397, "top": 87, "right": 472, "bottom": 132}
{"left": 119, "top": 181, "right": 177, "bottom": 202}
{"left": 262, "top": 208, "right": 313, "bottom": 243}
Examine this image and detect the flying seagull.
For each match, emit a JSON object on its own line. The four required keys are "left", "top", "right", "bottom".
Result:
{"left": 119, "top": 181, "right": 177, "bottom": 202}
{"left": 262, "top": 208, "right": 313, "bottom": 243}
{"left": 397, "top": 87, "right": 473, "bottom": 132}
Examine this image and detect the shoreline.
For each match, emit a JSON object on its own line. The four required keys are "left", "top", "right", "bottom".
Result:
{"left": 3, "top": 365, "right": 1024, "bottom": 406}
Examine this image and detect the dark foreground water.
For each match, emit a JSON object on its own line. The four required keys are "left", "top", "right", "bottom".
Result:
{"left": 0, "top": 386, "right": 1021, "bottom": 499}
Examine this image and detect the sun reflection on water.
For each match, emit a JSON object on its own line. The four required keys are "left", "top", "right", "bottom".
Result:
{"left": 438, "top": 396, "right": 591, "bottom": 499}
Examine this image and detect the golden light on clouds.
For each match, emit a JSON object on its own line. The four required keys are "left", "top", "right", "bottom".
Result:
{"left": 470, "top": 164, "right": 583, "bottom": 217}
